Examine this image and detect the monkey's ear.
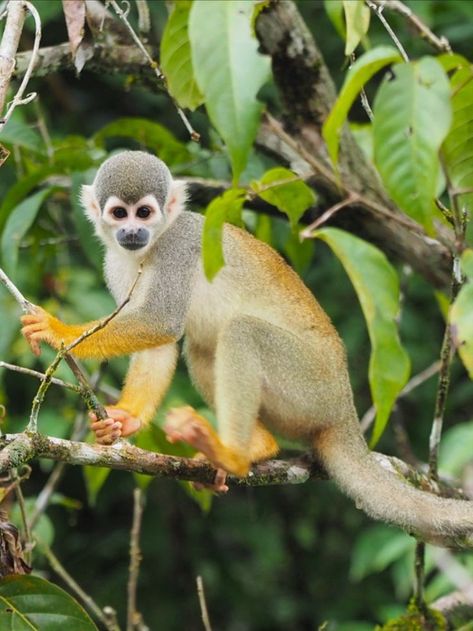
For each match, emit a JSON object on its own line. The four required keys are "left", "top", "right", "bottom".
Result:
{"left": 165, "top": 179, "right": 188, "bottom": 217}
{"left": 80, "top": 185, "right": 101, "bottom": 222}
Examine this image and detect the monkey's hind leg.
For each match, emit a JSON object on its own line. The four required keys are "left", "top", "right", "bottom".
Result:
{"left": 165, "top": 406, "right": 250, "bottom": 475}
{"left": 165, "top": 316, "right": 275, "bottom": 476}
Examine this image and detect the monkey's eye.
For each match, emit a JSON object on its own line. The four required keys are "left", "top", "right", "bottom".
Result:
{"left": 112, "top": 207, "right": 127, "bottom": 219}
{"left": 137, "top": 206, "right": 151, "bottom": 219}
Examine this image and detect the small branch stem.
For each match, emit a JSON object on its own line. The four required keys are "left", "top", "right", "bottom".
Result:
{"left": 365, "top": 1, "right": 409, "bottom": 62}
{"left": 196, "top": 576, "right": 212, "bottom": 631}
{"left": 370, "top": 0, "right": 451, "bottom": 53}
{"left": 127, "top": 488, "right": 145, "bottom": 631}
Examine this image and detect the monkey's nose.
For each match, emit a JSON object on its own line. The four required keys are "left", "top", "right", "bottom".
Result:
{"left": 117, "top": 228, "right": 149, "bottom": 250}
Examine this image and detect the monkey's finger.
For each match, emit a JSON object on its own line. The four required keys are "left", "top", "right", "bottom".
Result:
{"left": 96, "top": 431, "right": 121, "bottom": 445}
{"left": 90, "top": 418, "right": 115, "bottom": 429}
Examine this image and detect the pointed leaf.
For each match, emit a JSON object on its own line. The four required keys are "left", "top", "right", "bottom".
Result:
{"left": 314, "top": 228, "right": 410, "bottom": 445}
{"left": 250, "top": 167, "right": 316, "bottom": 230}
{"left": 323, "top": 46, "right": 401, "bottom": 166}
{"left": 0, "top": 118, "right": 43, "bottom": 152}
{"left": 202, "top": 188, "right": 246, "bottom": 280}
{"left": 189, "top": 0, "right": 270, "bottom": 183}
{"left": 373, "top": 57, "right": 452, "bottom": 233}
{"left": 1, "top": 188, "right": 57, "bottom": 278}
{"left": 324, "top": 0, "right": 345, "bottom": 39}
{"left": 93, "top": 118, "right": 191, "bottom": 165}
{"left": 161, "top": 1, "right": 203, "bottom": 111}
{"left": 343, "top": 0, "right": 370, "bottom": 56}
{"left": 0, "top": 575, "right": 98, "bottom": 630}
{"left": 450, "top": 249, "right": 473, "bottom": 378}
{"left": 442, "top": 65, "right": 473, "bottom": 216}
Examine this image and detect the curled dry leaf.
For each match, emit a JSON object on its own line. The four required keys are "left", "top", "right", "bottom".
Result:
{"left": 61, "top": 0, "right": 94, "bottom": 74}
{"left": 0, "top": 511, "right": 31, "bottom": 577}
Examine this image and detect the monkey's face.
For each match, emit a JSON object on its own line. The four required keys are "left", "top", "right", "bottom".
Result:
{"left": 101, "top": 194, "right": 164, "bottom": 253}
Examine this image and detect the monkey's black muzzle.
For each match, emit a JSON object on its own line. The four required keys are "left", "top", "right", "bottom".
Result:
{"left": 117, "top": 227, "right": 149, "bottom": 251}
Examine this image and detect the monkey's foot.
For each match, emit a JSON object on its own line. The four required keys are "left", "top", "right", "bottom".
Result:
{"left": 164, "top": 406, "right": 250, "bottom": 477}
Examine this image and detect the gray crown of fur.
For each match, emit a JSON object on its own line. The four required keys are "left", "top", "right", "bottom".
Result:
{"left": 94, "top": 151, "right": 172, "bottom": 211}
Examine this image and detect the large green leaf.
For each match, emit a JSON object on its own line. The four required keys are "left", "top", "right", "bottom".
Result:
{"left": 350, "top": 525, "right": 412, "bottom": 581}
{"left": 342, "top": 0, "right": 370, "bottom": 56}
{"left": 189, "top": 0, "right": 270, "bottom": 183}
{"left": 1, "top": 188, "right": 57, "bottom": 278}
{"left": 450, "top": 249, "right": 473, "bottom": 378}
{"left": 323, "top": 46, "right": 401, "bottom": 167}
{"left": 314, "top": 228, "right": 410, "bottom": 445}
{"left": 93, "top": 118, "right": 191, "bottom": 165}
{"left": 202, "top": 188, "right": 246, "bottom": 280}
{"left": 373, "top": 57, "right": 452, "bottom": 233}
{"left": 442, "top": 65, "right": 473, "bottom": 217}
{"left": 160, "top": 1, "right": 203, "bottom": 111}
{"left": 250, "top": 167, "right": 316, "bottom": 230}
{"left": 0, "top": 575, "right": 98, "bottom": 630}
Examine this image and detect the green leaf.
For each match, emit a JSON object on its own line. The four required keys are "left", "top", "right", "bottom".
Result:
{"left": 0, "top": 165, "right": 60, "bottom": 233}
{"left": 71, "top": 172, "right": 103, "bottom": 271}
{"left": 0, "top": 575, "right": 98, "bottom": 630}
{"left": 373, "top": 57, "right": 452, "bottom": 233}
{"left": 324, "top": 0, "right": 345, "bottom": 39}
{"left": 1, "top": 188, "right": 57, "bottom": 278}
{"left": 83, "top": 444, "right": 111, "bottom": 507}
{"left": 160, "top": 1, "right": 203, "bottom": 111}
{"left": 93, "top": 118, "right": 191, "bottom": 165}
{"left": 189, "top": 0, "right": 270, "bottom": 183}
{"left": 350, "top": 525, "right": 412, "bottom": 581}
{"left": 0, "top": 118, "right": 43, "bottom": 152}
{"left": 323, "top": 46, "right": 401, "bottom": 166}
{"left": 442, "top": 65, "right": 473, "bottom": 217}
{"left": 314, "top": 228, "right": 410, "bottom": 445}
{"left": 350, "top": 122, "right": 373, "bottom": 162}
{"left": 250, "top": 168, "right": 315, "bottom": 231}
{"left": 342, "top": 0, "right": 370, "bottom": 56}
{"left": 203, "top": 188, "right": 246, "bottom": 280}
{"left": 439, "top": 421, "right": 473, "bottom": 476}
{"left": 450, "top": 249, "right": 473, "bottom": 378}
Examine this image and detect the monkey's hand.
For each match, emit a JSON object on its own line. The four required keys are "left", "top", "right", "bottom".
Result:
{"left": 90, "top": 407, "right": 142, "bottom": 445}
{"left": 21, "top": 307, "right": 60, "bottom": 356}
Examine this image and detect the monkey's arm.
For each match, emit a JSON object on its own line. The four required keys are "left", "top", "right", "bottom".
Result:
{"left": 91, "top": 344, "right": 178, "bottom": 444}
{"left": 21, "top": 307, "right": 179, "bottom": 359}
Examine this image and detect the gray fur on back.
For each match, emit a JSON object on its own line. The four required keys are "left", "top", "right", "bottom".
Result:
{"left": 94, "top": 151, "right": 172, "bottom": 210}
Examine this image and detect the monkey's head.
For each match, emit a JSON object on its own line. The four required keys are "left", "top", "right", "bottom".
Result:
{"left": 81, "top": 151, "right": 186, "bottom": 254}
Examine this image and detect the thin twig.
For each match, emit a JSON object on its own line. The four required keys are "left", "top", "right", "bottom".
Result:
{"left": 0, "top": 0, "right": 26, "bottom": 113}
{"left": 127, "top": 488, "right": 145, "bottom": 631}
{"left": 350, "top": 54, "right": 374, "bottom": 121}
{"left": 0, "top": 1, "right": 42, "bottom": 131}
{"left": 12, "top": 468, "right": 32, "bottom": 563}
{"left": 0, "top": 361, "right": 81, "bottom": 393}
{"left": 135, "top": 0, "right": 150, "bottom": 36}
{"left": 370, "top": 0, "right": 451, "bottom": 53}
{"left": 0, "top": 267, "right": 34, "bottom": 313}
{"left": 108, "top": 0, "right": 200, "bottom": 141}
{"left": 300, "top": 195, "right": 358, "bottom": 239}
{"left": 196, "top": 576, "right": 212, "bottom": 631}
{"left": 41, "top": 542, "right": 121, "bottom": 631}
{"left": 365, "top": 1, "right": 409, "bottom": 62}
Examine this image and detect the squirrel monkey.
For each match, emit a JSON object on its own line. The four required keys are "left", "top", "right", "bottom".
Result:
{"left": 21, "top": 151, "right": 473, "bottom": 545}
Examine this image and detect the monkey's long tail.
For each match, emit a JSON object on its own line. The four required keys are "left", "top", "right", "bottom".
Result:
{"left": 315, "top": 423, "right": 473, "bottom": 547}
